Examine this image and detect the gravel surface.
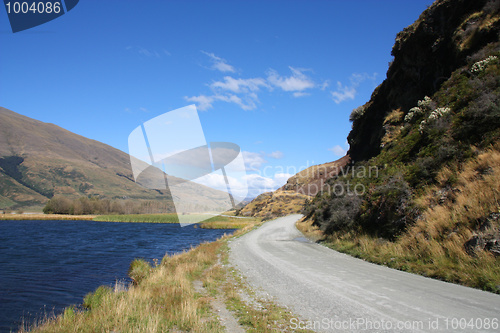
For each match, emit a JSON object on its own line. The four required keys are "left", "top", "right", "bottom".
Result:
{"left": 229, "top": 214, "right": 500, "bottom": 332}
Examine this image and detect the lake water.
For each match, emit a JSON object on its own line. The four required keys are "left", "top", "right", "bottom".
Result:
{"left": 0, "top": 220, "right": 234, "bottom": 332}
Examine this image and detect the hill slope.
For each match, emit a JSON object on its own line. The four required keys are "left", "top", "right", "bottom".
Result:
{"left": 0, "top": 107, "right": 226, "bottom": 212}
{"left": 299, "top": 0, "right": 500, "bottom": 292}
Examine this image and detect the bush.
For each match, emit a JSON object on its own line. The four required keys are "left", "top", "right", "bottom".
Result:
{"left": 316, "top": 194, "right": 362, "bottom": 234}
{"left": 453, "top": 91, "right": 500, "bottom": 143}
{"left": 83, "top": 286, "right": 112, "bottom": 310}
{"left": 43, "top": 196, "right": 73, "bottom": 214}
{"left": 128, "top": 259, "right": 152, "bottom": 285}
{"left": 359, "top": 175, "right": 416, "bottom": 239}
{"left": 349, "top": 105, "right": 366, "bottom": 122}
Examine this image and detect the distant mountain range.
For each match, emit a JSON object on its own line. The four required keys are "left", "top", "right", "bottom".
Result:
{"left": 0, "top": 107, "right": 227, "bottom": 211}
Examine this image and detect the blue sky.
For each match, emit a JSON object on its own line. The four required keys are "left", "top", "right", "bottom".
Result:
{"left": 0, "top": 0, "right": 433, "bottom": 197}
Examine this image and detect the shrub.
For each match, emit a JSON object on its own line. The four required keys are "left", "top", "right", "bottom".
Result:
{"left": 404, "top": 106, "right": 424, "bottom": 123}
{"left": 349, "top": 105, "right": 366, "bottom": 122}
{"left": 359, "top": 175, "right": 416, "bottom": 239}
{"left": 42, "top": 196, "right": 73, "bottom": 214}
{"left": 128, "top": 259, "right": 152, "bottom": 285}
{"left": 83, "top": 286, "right": 112, "bottom": 309}
{"left": 453, "top": 91, "right": 500, "bottom": 143}
{"left": 470, "top": 55, "right": 498, "bottom": 73}
{"left": 309, "top": 179, "right": 363, "bottom": 233}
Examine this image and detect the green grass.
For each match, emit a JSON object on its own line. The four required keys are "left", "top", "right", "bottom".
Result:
{"left": 93, "top": 213, "right": 260, "bottom": 229}
{"left": 93, "top": 213, "right": 179, "bottom": 223}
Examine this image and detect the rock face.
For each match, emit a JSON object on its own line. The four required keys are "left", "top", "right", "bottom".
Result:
{"left": 465, "top": 213, "right": 500, "bottom": 256}
{"left": 348, "top": 0, "right": 500, "bottom": 161}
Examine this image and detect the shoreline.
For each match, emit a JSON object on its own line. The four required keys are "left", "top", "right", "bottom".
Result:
{"left": 0, "top": 213, "right": 96, "bottom": 221}
{"left": 0, "top": 213, "right": 257, "bottom": 229}
{"left": 20, "top": 216, "right": 309, "bottom": 333}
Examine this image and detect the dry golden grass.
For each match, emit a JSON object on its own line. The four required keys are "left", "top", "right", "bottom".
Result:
{"left": 0, "top": 213, "right": 96, "bottom": 220}
{"left": 300, "top": 146, "right": 500, "bottom": 292}
{"left": 21, "top": 217, "right": 310, "bottom": 332}
{"left": 239, "top": 190, "right": 309, "bottom": 218}
{"left": 296, "top": 216, "right": 325, "bottom": 242}
{"left": 381, "top": 108, "right": 404, "bottom": 147}
{"left": 22, "top": 239, "right": 228, "bottom": 333}
{"left": 198, "top": 216, "right": 260, "bottom": 229}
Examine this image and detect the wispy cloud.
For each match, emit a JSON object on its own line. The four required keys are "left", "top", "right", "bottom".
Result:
{"left": 242, "top": 151, "right": 267, "bottom": 171}
{"left": 331, "top": 82, "right": 357, "bottom": 104}
{"left": 126, "top": 46, "right": 170, "bottom": 58}
{"left": 202, "top": 51, "right": 236, "bottom": 73}
{"left": 328, "top": 145, "right": 347, "bottom": 156}
{"left": 210, "top": 76, "right": 268, "bottom": 94}
{"left": 189, "top": 53, "right": 358, "bottom": 111}
{"left": 185, "top": 93, "right": 257, "bottom": 111}
{"left": 331, "top": 73, "right": 377, "bottom": 104}
{"left": 124, "top": 106, "right": 150, "bottom": 114}
{"left": 267, "top": 67, "right": 315, "bottom": 93}
{"left": 293, "top": 91, "right": 310, "bottom": 98}
{"left": 184, "top": 95, "right": 213, "bottom": 111}
{"left": 268, "top": 151, "right": 284, "bottom": 159}
{"left": 243, "top": 172, "right": 293, "bottom": 197}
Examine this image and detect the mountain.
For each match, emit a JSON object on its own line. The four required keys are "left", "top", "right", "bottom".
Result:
{"left": 0, "top": 107, "right": 227, "bottom": 212}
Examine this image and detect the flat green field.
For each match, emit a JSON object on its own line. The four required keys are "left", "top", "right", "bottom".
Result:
{"left": 93, "top": 213, "right": 259, "bottom": 229}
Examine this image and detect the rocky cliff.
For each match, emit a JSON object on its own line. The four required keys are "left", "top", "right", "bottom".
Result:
{"left": 348, "top": 0, "right": 500, "bottom": 161}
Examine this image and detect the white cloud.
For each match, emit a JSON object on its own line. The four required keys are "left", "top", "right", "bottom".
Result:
{"left": 185, "top": 94, "right": 215, "bottom": 111}
{"left": 331, "top": 82, "right": 357, "bottom": 104}
{"left": 188, "top": 62, "right": 333, "bottom": 111}
{"left": 267, "top": 66, "right": 315, "bottom": 93}
{"left": 215, "top": 93, "right": 257, "bottom": 111}
{"left": 330, "top": 72, "right": 377, "bottom": 104}
{"left": 202, "top": 51, "right": 235, "bottom": 73}
{"left": 185, "top": 93, "right": 258, "bottom": 111}
{"left": 243, "top": 172, "right": 293, "bottom": 197}
{"left": 242, "top": 151, "right": 267, "bottom": 171}
{"left": 293, "top": 92, "right": 310, "bottom": 98}
{"left": 273, "top": 172, "right": 293, "bottom": 186}
{"left": 328, "top": 145, "right": 347, "bottom": 157}
{"left": 139, "top": 107, "right": 149, "bottom": 113}
{"left": 268, "top": 151, "right": 284, "bottom": 159}
{"left": 210, "top": 76, "right": 268, "bottom": 94}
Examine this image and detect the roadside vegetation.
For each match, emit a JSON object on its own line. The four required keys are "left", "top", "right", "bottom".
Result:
{"left": 20, "top": 221, "right": 311, "bottom": 333}
{"left": 300, "top": 49, "right": 500, "bottom": 293}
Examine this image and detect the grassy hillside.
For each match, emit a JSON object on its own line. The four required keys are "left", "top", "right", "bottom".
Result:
{"left": 300, "top": 0, "right": 500, "bottom": 292}
{"left": 0, "top": 107, "right": 230, "bottom": 212}
{"left": 238, "top": 190, "right": 309, "bottom": 220}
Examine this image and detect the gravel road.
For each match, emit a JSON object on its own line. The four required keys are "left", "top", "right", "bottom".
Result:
{"left": 229, "top": 215, "right": 500, "bottom": 332}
